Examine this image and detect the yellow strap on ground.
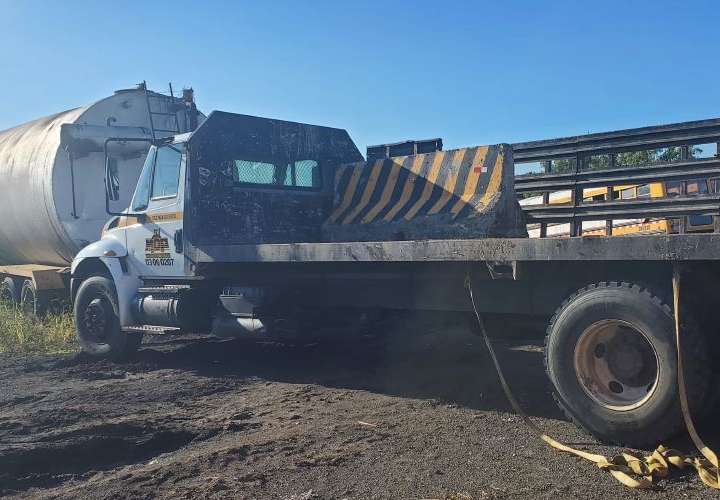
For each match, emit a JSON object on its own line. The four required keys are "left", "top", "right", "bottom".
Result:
{"left": 465, "top": 269, "right": 720, "bottom": 490}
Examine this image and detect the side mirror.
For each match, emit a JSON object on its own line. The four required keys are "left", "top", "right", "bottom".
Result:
{"left": 105, "top": 156, "right": 120, "bottom": 201}
{"left": 103, "top": 137, "right": 154, "bottom": 217}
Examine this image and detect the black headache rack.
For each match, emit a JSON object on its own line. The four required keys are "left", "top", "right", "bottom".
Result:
{"left": 367, "top": 138, "right": 443, "bottom": 162}
{"left": 512, "top": 118, "right": 720, "bottom": 237}
{"left": 183, "top": 110, "right": 363, "bottom": 252}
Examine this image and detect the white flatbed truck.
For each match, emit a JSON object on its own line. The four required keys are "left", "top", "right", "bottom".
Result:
{"left": 61, "top": 110, "right": 720, "bottom": 448}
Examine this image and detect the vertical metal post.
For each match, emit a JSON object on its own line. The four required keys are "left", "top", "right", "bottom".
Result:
{"left": 605, "top": 186, "right": 613, "bottom": 236}
{"left": 711, "top": 140, "right": 720, "bottom": 235}
{"left": 569, "top": 153, "right": 582, "bottom": 237}
{"left": 677, "top": 180, "right": 687, "bottom": 234}
{"left": 540, "top": 160, "right": 550, "bottom": 238}
{"left": 605, "top": 153, "right": 615, "bottom": 236}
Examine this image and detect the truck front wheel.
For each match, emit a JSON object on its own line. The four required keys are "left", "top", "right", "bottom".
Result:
{"left": 74, "top": 276, "right": 142, "bottom": 360}
{"left": 545, "top": 282, "right": 710, "bottom": 447}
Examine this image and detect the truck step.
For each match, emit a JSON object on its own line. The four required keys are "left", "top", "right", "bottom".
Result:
{"left": 137, "top": 285, "right": 191, "bottom": 295}
{"left": 123, "top": 325, "right": 181, "bottom": 334}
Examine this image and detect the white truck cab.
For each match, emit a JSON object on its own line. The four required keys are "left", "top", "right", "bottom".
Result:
{"left": 71, "top": 136, "right": 190, "bottom": 358}
{"left": 70, "top": 111, "right": 363, "bottom": 360}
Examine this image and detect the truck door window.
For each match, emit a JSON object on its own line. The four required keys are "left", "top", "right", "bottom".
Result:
{"left": 151, "top": 145, "right": 183, "bottom": 199}
{"left": 131, "top": 147, "right": 157, "bottom": 211}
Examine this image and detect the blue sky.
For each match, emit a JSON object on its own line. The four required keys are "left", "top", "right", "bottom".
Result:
{"left": 1, "top": 0, "right": 718, "bottom": 153}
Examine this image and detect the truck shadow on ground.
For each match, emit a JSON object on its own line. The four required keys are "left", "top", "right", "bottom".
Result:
{"left": 132, "top": 316, "right": 566, "bottom": 421}
{"left": 131, "top": 329, "right": 720, "bottom": 453}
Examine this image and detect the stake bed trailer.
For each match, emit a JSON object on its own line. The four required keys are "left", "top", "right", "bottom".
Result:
{"left": 68, "top": 110, "right": 720, "bottom": 449}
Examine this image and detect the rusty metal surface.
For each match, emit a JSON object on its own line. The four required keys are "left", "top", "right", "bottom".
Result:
{"left": 188, "top": 233, "right": 720, "bottom": 263}
{"left": 185, "top": 111, "right": 363, "bottom": 247}
{"left": 322, "top": 144, "right": 527, "bottom": 242}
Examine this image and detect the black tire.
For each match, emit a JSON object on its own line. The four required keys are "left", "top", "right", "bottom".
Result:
{"left": 20, "top": 279, "right": 48, "bottom": 317}
{"left": 0, "top": 277, "right": 21, "bottom": 305}
{"left": 74, "top": 276, "right": 143, "bottom": 361}
{"left": 545, "top": 281, "right": 710, "bottom": 448}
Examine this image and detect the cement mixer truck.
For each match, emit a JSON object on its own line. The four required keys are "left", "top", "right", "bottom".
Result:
{"left": 0, "top": 83, "right": 201, "bottom": 314}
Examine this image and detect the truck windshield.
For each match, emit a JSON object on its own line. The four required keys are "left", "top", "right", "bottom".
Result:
{"left": 131, "top": 143, "right": 184, "bottom": 211}
{"left": 132, "top": 146, "right": 157, "bottom": 211}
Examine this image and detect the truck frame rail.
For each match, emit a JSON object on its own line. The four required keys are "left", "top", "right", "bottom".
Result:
{"left": 189, "top": 233, "right": 720, "bottom": 264}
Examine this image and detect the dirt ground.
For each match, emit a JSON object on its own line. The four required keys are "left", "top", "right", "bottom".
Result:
{"left": 1, "top": 314, "right": 718, "bottom": 499}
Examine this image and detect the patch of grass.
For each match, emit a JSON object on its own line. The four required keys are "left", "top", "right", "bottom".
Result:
{"left": 0, "top": 302, "right": 77, "bottom": 355}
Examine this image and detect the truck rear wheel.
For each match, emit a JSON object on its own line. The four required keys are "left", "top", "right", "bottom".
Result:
{"left": 545, "top": 282, "right": 710, "bottom": 447}
{"left": 20, "top": 279, "right": 48, "bottom": 317}
{"left": 0, "top": 277, "right": 20, "bottom": 305}
{"left": 74, "top": 276, "right": 142, "bottom": 361}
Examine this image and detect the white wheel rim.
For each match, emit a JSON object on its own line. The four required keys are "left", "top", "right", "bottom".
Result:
{"left": 574, "top": 319, "right": 659, "bottom": 411}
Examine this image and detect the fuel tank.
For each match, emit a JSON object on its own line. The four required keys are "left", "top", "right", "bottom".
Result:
{"left": 0, "top": 86, "right": 200, "bottom": 266}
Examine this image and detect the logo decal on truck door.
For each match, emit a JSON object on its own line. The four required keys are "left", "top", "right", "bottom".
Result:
{"left": 145, "top": 229, "right": 174, "bottom": 266}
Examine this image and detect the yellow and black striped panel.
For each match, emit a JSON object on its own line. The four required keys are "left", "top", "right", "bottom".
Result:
{"left": 326, "top": 145, "right": 507, "bottom": 227}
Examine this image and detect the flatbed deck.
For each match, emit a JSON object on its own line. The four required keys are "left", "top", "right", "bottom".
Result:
{"left": 189, "top": 233, "right": 720, "bottom": 264}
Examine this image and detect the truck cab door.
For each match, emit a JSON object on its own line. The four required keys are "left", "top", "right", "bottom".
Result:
{"left": 125, "top": 143, "right": 186, "bottom": 277}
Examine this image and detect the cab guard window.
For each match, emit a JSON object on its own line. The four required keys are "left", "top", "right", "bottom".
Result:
{"left": 232, "top": 159, "right": 321, "bottom": 190}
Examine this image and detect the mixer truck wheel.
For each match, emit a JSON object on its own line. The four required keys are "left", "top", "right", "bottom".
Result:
{"left": 74, "top": 275, "right": 142, "bottom": 361}
{"left": 20, "top": 279, "right": 48, "bottom": 317}
{"left": 0, "top": 277, "right": 21, "bottom": 306}
{"left": 545, "top": 281, "right": 710, "bottom": 447}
